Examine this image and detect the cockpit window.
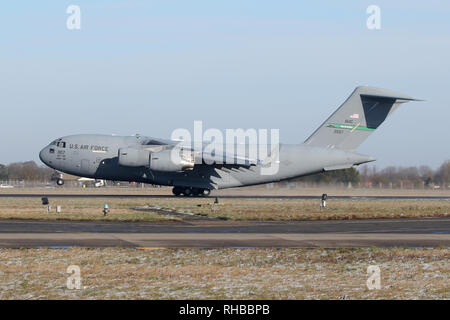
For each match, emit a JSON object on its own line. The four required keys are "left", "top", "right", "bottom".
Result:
{"left": 56, "top": 141, "right": 66, "bottom": 148}
{"left": 49, "top": 148, "right": 55, "bottom": 154}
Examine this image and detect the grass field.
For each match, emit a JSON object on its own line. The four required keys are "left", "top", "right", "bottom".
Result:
{"left": 0, "top": 247, "right": 447, "bottom": 299}
{"left": 0, "top": 196, "right": 448, "bottom": 221}
{"left": 144, "top": 197, "right": 450, "bottom": 221}
{"left": 2, "top": 186, "right": 450, "bottom": 197}
{"left": 0, "top": 188, "right": 448, "bottom": 300}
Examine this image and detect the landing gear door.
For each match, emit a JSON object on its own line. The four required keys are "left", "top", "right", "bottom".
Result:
{"left": 80, "top": 159, "right": 92, "bottom": 176}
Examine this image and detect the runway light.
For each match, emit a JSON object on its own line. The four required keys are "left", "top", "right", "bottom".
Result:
{"left": 103, "top": 204, "right": 110, "bottom": 216}
{"left": 210, "top": 197, "right": 220, "bottom": 212}
{"left": 41, "top": 197, "right": 51, "bottom": 213}
{"left": 320, "top": 193, "right": 328, "bottom": 210}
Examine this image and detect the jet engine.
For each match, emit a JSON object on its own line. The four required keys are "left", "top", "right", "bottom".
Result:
{"left": 118, "top": 147, "right": 194, "bottom": 172}
{"left": 149, "top": 149, "right": 195, "bottom": 172}
{"left": 118, "top": 148, "right": 150, "bottom": 167}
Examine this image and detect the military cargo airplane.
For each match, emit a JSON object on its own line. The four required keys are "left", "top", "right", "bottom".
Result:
{"left": 39, "top": 86, "right": 420, "bottom": 196}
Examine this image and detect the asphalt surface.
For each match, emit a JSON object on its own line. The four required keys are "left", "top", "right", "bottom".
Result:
{"left": 0, "top": 217, "right": 448, "bottom": 248}
{"left": 0, "top": 193, "right": 449, "bottom": 200}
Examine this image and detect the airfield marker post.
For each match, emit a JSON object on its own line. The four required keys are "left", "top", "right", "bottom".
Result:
{"left": 41, "top": 197, "right": 51, "bottom": 213}
{"left": 103, "top": 204, "right": 110, "bottom": 216}
{"left": 211, "top": 197, "right": 219, "bottom": 212}
{"left": 320, "top": 194, "right": 328, "bottom": 210}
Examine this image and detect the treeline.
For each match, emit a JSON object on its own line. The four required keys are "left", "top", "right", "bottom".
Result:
{"left": 358, "top": 160, "right": 450, "bottom": 188}
{"left": 293, "top": 159, "right": 450, "bottom": 189}
{"left": 0, "top": 161, "right": 53, "bottom": 182}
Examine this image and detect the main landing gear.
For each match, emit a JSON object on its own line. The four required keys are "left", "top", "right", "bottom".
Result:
{"left": 172, "top": 186, "right": 211, "bottom": 197}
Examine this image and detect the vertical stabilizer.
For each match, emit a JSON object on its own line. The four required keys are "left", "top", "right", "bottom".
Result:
{"left": 304, "top": 86, "right": 420, "bottom": 151}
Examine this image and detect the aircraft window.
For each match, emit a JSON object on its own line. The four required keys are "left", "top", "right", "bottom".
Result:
{"left": 49, "top": 148, "right": 55, "bottom": 154}
{"left": 57, "top": 141, "right": 66, "bottom": 148}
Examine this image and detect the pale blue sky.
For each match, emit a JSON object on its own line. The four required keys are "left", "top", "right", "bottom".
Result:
{"left": 0, "top": 1, "right": 449, "bottom": 168}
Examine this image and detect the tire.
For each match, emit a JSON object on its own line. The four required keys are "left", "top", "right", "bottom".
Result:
{"left": 172, "top": 187, "right": 182, "bottom": 196}
{"left": 183, "top": 187, "right": 192, "bottom": 197}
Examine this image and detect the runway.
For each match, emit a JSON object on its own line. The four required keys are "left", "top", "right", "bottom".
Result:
{"left": 0, "top": 193, "right": 449, "bottom": 200}
{"left": 0, "top": 217, "right": 448, "bottom": 248}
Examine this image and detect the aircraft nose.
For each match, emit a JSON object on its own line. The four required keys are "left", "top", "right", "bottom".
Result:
{"left": 39, "top": 147, "right": 49, "bottom": 165}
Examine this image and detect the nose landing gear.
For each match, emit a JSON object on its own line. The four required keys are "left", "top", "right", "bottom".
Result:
{"left": 51, "top": 171, "right": 64, "bottom": 186}
{"left": 172, "top": 187, "right": 211, "bottom": 197}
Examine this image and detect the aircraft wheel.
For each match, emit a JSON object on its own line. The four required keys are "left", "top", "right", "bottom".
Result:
{"left": 56, "top": 179, "right": 64, "bottom": 186}
{"left": 183, "top": 187, "right": 192, "bottom": 197}
{"left": 172, "top": 187, "right": 182, "bottom": 196}
{"left": 191, "top": 188, "right": 201, "bottom": 197}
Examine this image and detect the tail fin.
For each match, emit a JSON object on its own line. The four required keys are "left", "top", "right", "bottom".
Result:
{"left": 304, "top": 86, "right": 421, "bottom": 151}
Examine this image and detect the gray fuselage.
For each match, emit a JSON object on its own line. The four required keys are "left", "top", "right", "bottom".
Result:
{"left": 39, "top": 134, "right": 372, "bottom": 190}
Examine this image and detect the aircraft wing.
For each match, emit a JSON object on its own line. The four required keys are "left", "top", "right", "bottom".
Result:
{"left": 199, "top": 151, "right": 259, "bottom": 167}
{"left": 143, "top": 137, "right": 260, "bottom": 167}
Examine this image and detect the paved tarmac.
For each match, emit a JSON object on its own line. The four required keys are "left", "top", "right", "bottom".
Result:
{"left": 0, "top": 193, "right": 449, "bottom": 200}
{"left": 0, "top": 217, "right": 448, "bottom": 248}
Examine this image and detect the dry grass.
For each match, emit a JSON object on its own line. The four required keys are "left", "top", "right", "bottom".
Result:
{"left": 154, "top": 198, "right": 450, "bottom": 221}
{"left": 0, "top": 198, "right": 178, "bottom": 222}
{"left": 2, "top": 185, "right": 450, "bottom": 197}
{"left": 0, "top": 247, "right": 448, "bottom": 299}
{"left": 0, "top": 197, "right": 448, "bottom": 221}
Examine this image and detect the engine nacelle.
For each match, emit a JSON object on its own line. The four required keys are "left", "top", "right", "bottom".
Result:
{"left": 118, "top": 148, "right": 150, "bottom": 167}
{"left": 149, "top": 149, "right": 195, "bottom": 172}
{"left": 118, "top": 147, "right": 195, "bottom": 172}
